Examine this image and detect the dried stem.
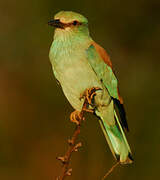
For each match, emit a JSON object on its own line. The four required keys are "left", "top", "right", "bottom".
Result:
{"left": 56, "top": 98, "right": 88, "bottom": 180}
{"left": 101, "top": 161, "right": 120, "bottom": 180}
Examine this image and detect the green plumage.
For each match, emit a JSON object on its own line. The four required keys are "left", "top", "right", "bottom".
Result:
{"left": 86, "top": 44, "right": 119, "bottom": 99}
{"left": 49, "top": 11, "right": 133, "bottom": 164}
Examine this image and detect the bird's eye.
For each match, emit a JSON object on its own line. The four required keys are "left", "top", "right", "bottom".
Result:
{"left": 73, "top": 21, "right": 78, "bottom": 25}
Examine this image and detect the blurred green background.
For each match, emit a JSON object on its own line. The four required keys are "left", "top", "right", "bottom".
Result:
{"left": 0, "top": 0, "right": 160, "bottom": 179}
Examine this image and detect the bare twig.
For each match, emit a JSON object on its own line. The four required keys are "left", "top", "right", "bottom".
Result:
{"left": 101, "top": 161, "right": 120, "bottom": 180}
{"left": 56, "top": 87, "right": 102, "bottom": 180}
{"left": 56, "top": 100, "right": 88, "bottom": 180}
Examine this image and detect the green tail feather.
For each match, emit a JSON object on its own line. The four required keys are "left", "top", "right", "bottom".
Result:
{"left": 99, "top": 110, "right": 133, "bottom": 164}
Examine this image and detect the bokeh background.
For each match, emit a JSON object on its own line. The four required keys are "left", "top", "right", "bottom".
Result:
{"left": 0, "top": 0, "right": 160, "bottom": 179}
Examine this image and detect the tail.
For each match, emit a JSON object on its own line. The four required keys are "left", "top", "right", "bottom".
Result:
{"left": 98, "top": 110, "right": 133, "bottom": 164}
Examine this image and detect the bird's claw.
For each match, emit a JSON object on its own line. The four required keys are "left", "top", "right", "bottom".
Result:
{"left": 70, "top": 110, "right": 84, "bottom": 125}
{"left": 82, "top": 107, "right": 94, "bottom": 113}
{"left": 82, "top": 87, "right": 102, "bottom": 106}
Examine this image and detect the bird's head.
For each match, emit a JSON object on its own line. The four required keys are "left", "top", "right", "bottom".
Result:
{"left": 48, "top": 11, "right": 89, "bottom": 39}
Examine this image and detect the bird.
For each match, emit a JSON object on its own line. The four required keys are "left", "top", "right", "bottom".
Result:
{"left": 48, "top": 11, "right": 133, "bottom": 164}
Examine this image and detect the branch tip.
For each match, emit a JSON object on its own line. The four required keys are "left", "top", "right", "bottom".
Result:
{"left": 57, "top": 156, "right": 67, "bottom": 164}
{"left": 73, "top": 142, "right": 82, "bottom": 152}
{"left": 68, "top": 139, "right": 74, "bottom": 145}
{"left": 66, "top": 168, "right": 72, "bottom": 176}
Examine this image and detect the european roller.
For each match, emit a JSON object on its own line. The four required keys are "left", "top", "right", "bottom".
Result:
{"left": 48, "top": 11, "right": 133, "bottom": 164}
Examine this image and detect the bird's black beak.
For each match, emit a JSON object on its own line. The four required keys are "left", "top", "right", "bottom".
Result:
{"left": 48, "top": 19, "right": 64, "bottom": 28}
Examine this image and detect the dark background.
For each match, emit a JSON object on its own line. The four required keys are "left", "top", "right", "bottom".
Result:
{"left": 0, "top": 0, "right": 160, "bottom": 179}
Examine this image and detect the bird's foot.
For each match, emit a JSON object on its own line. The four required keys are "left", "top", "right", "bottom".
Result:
{"left": 70, "top": 110, "right": 84, "bottom": 125}
{"left": 82, "top": 108, "right": 94, "bottom": 113}
{"left": 83, "top": 87, "right": 102, "bottom": 106}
